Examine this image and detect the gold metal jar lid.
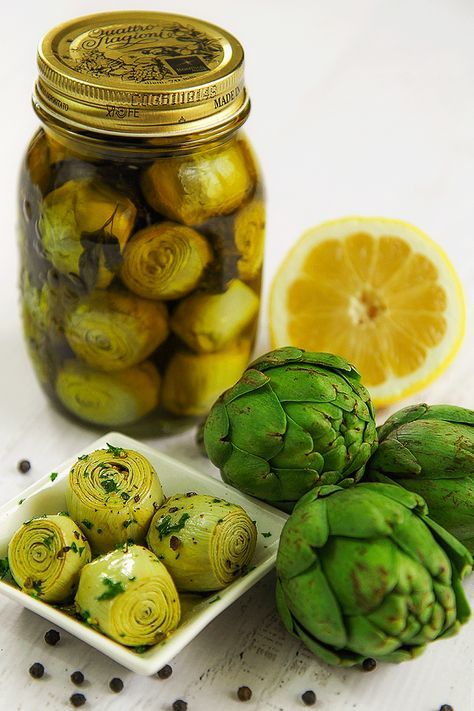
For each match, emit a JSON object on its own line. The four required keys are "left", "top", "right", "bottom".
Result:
{"left": 34, "top": 11, "right": 249, "bottom": 139}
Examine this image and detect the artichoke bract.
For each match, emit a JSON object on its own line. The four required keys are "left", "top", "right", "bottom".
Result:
{"left": 141, "top": 139, "right": 255, "bottom": 226}
{"left": 40, "top": 178, "right": 137, "bottom": 289}
{"left": 121, "top": 222, "right": 212, "bottom": 300}
{"left": 204, "top": 347, "right": 377, "bottom": 511}
{"left": 75, "top": 545, "right": 180, "bottom": 646}
{"left": 161, "top": 341, "right": 251, "bottom": 417}
{"left": 170, "top": 279, "right": 259, "bottom": 353}
{"left": 64, "top": 288, "right": 169, "bottom": 371}
{"left": 56, "top": 359, "right": 160, "bottom": 426}
{"left": 8, "top": 514, "right": 91, "bottom": 603}
{"left": 66, "top": 446, "right": 164, "bottom": 554}
{"left": 367, "top": 403, "right": 474, "bottom": 552}
{"left": 146, "top": 493, "right": 257, "bottom": 592}
{"left": 276, "top": 483, "right": 472, "bottom": 666}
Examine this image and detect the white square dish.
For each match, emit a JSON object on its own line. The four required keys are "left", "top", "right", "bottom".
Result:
{"left": 0, "top": 432, "right": 288, "bottom": 675}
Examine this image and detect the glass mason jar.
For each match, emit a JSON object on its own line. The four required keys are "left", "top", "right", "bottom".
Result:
{"left": 18, "top": 11, "right": 264, "bottom": 435}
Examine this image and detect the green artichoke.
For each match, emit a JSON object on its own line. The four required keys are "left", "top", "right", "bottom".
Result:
{"left": 203, "top": 347, "right": 377, "bottom": 511}
{"left": 276, "top": 483, "right": 472, "bottom": 666}
{"left": 366, "top": 403, "right": 474, "bottom": 552}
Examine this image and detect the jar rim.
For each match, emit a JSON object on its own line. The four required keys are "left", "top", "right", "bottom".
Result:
{"left": 34, "top": 10, "right": 250, "bottom": 139}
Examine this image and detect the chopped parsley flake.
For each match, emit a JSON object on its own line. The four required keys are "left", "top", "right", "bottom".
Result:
{"left": 81, "top": 520, "right": 93, "bottom": 530}
{"left": 120, "top": 492, "right": 131, "bottom": 502}
{"left": 0, "top": 558, "right": 10, "bottom": 580}
{"left": 156, "top": 513, "right": 190, "bottom": 540}
{"left": 50, "top": 472, "right": 58, "bottom": 482}
{"left": 78, "top": 546, "right": 85, "bottom": 557}
{"left": 261, "top": 531, "right": 272, "bottom": 538}
{"left": 105, "top": 443, "right": 124, "bottom": 457}
{"left": 101, "top": 478, "right": 119, "bottom": 494}
{"left": 77, "top": 454, "right": 89, "bottom": 461}
{"left": 208, "top": 595, "right": 220, "bottom": 604}
{"left": 97, "top": 577, "right": 126, "bottom": 601}
{"left": 42, "top": 535, "right": 55, "bottom": 550}
{"left": 18, "top": 499, "right": 25, "bottom": 505}
{"left": 70, "top": 542, "right": 78, "bottom": 554}
{"left": 133, "top": 645, "right": 149, "bottom": 654}
{"left": 58, "top": 511, "right": 69, "bottom": 517}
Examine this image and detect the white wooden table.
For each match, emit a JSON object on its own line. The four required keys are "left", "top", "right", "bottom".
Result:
{"left": 0, "top": 1, "right": 473, "bottom": 709}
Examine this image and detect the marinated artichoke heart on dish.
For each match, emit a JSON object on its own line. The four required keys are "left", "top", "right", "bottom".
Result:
{"left": 141, "top": 139, "right": 255, "bottom": 226}
{"left": 40, "top": 178, "right": 137, "bottom": 289}
{"left": 276, "top": 483, "right": 473, "bottom": 666}
{"left": 75, "top": 545, "right": 180, "bottom": 646}
{"left": 56, "top": 360, "right": 160, "bottom": 427}
{"left": 64, "top": 288, "right": 169, "bottom": 371}
{"left": 121, "top": 222, "right": 212, "bottom": 300}
{"left": 234, "top": 199, "right": 265, "bottom": 281}
{"left": 170, "top": 279, "right": 259, "bottom": 353}
{"left": 66, "top": 446, "right": 164, "bottom": 554}
{"left": 204, "top": 347, "right": 377, "bottom": 512}
{"left": 367, "top": 403, "right": 474, "bottom": 553}
{"left": 146, "top": 493, "right": 257, "bottom": 592}
{"left": 8, "top": 514, "right": 91, "bottom": 603}
{"left": 162, "top": 341, "right": 251, "bottom": 417}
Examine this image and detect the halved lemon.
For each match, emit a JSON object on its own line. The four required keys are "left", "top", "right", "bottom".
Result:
{"left": 270, "top": 217, "right": 465, "bottom": 407}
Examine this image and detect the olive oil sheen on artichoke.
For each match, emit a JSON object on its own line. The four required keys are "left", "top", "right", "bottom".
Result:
{"left": 19, "top": 11, "right": 265, "bottom": 434}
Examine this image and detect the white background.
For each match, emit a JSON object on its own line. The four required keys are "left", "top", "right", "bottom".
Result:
{"left": 0, "top": 1, "right": 473, "bottom": 709}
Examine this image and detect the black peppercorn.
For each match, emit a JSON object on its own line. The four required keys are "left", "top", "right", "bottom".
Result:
{"left": 157, "top": 664, "right": 173, "bottom": 679}
{"left": 362, "top": 657, "right": 377, "bottom": 672}
{"left": 109, "top": 677, "right": 124, "bottom": 693}
{"left": 237, "top": 686, "right": 252, "bottom": 701}
{"left": 70, "top": 693, "right": 86, "bottom": 707}
{"left": 44, "top": 629, "right": 60, "bottom": 646}
{"left": 172, "top": 700, "right": 188, "bottom": 711}
{"left": 18, "top": 459, "right": 31, "bottom": 473}
{"left": 71, "top": 671, "right": 85, "bottom": 685}
{"left": 439, "top": 706, "right": 454, "bottom": 711}
{"left": 29, "top": 662, "right": 44, "bottom": 679}
{"left": 302, "top": 689, "right": 316, "bottom": 706}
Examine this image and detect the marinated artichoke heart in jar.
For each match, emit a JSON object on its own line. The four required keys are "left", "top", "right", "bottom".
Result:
{"left": 146, "top": 493, "right": 257, "bottom": 592}
{"left": 40, "top": 178, "right": 137, "bottom": 290}
{"left": 56, "top": 360, "right": 161, "bottom": 427}
{"left": 8, "top": 514, "right": 91, "bottom": 603}
{"left": 21, "top": 275, "right": 57, "bottom": 384}
{"left": 234, "top": 199, "right": 265, "bottom": 281}
{"left": 66, "top": 446, "right": 164, "bottom": 554}
{"left": 162, "top": 341, "right": 251, "bottom": 417}
{"left": 64, "top": 288, "right": 169, "bottom": 371}
{"left": 75, "top": 545, "right": 180, "bottom": 646}
{"left": 171, "top": 279, "right": 259, "bottom": 353}
{"left": 141, "top": 138, "right": 255, "bottom": 226}
{"left": 121, "top": 222, "right": 212, "bottom": 300}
